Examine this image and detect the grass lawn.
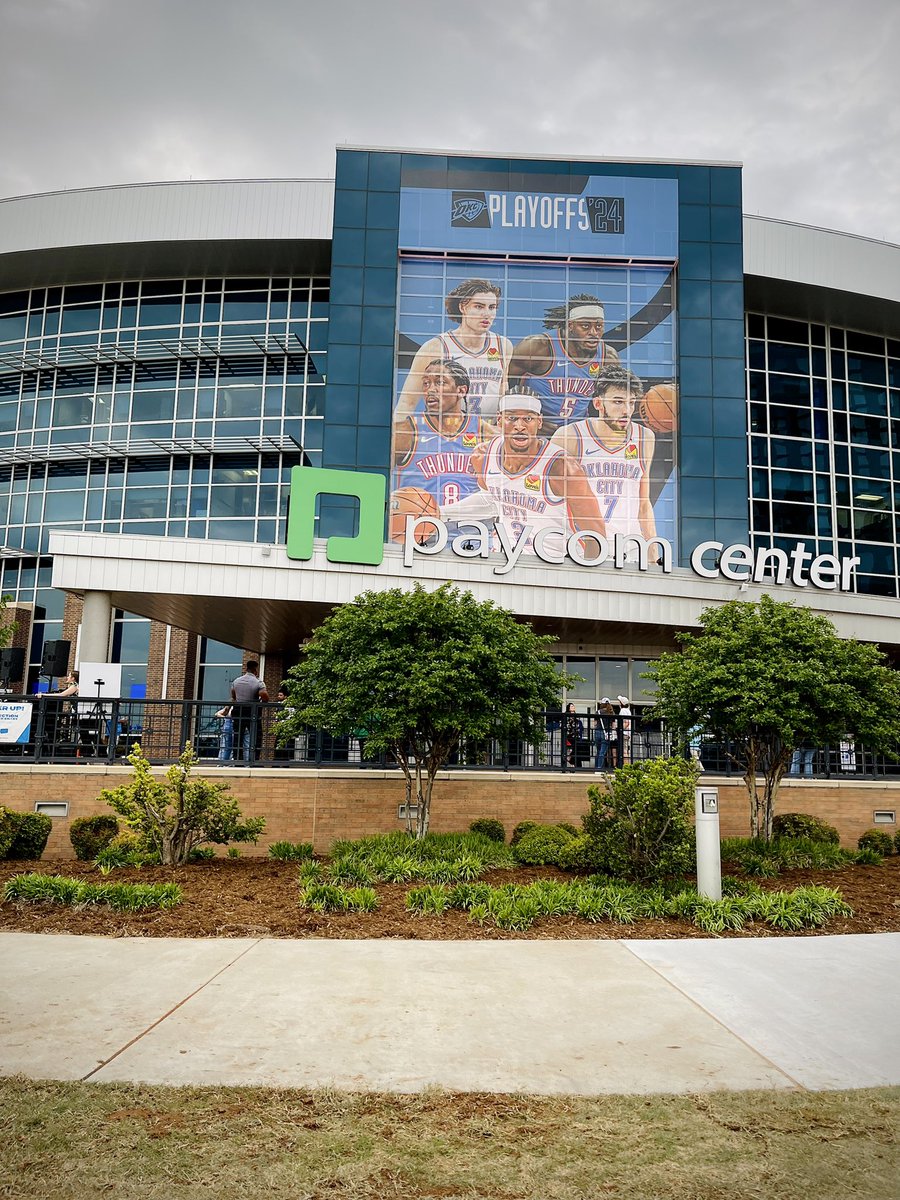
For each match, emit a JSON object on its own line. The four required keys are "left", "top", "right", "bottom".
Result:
{"left": 2, "top": 1078, "right": 898, "bottom": 1199}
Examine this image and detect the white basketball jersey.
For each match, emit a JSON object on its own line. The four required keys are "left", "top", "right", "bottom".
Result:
{"left": 438, "top": 331, "right": 505, "bottom": 416}
{"left": 481, "top": 436, "right": 569, "bottom": 556}
{"left": 569, "top": 420, "right": 649, "bottom": 539}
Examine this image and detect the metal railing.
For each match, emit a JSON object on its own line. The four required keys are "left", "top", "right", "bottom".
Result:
{"left": 0, "top": 695, "right": 896, "bottom": 778}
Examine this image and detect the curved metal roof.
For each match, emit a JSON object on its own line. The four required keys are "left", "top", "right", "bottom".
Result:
{"left": 1, "top": 179, "right": 899, "bottom": 328}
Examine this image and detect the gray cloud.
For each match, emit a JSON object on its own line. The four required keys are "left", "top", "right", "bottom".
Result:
{"left": 1, "top": 0, "right": 898, "bottom": 242}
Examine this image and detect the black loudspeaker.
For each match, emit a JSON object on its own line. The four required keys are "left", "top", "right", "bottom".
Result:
{"left": 41, "top": 639, "right": 71, "bottom": 678}
{"left": 0, "top": 646, "right": 25, "bottom": 685}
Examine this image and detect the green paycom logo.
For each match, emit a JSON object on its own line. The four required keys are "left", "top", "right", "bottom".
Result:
{"left": 286, "top": 466, "right": 386, "bottom": 565}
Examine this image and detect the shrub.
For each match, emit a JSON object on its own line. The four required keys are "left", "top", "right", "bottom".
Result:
{"left": 329, "top": 858, "right": 375, "bottom": 885}
{"left": 300, "top": 882, "right": 346, "bottom": 912}
{"left": 510, "top": 821, "right": 538, "bottom": 847}
{"left": 581, "top": 757, "right": 698, "bottom": 883}
{"left": 268, "top": 841, "right": 314, "bottom": 862}
{"left": 323, "top": 831, "right": 516, "bottom": 878}
{"left": 298, "top": 860, "right": 323, "bottom": 885}
{"left": 857, "top": 829, "right": 893, "bottom": 855}
{"left": 772, "top": 813, "right": 840, "bottom": 845}
{"left": 7, "top": 812, "right": 52, "bottom": 860}
{"left": 189, "top": 846, "right": 216, "bottom": 861}
{"left": 4, "top": 873, "right": 182, "bottom": 911}
{"left": 406, "top": 884, "right": 449, "bottom": 914}
{"left": 469, "top": 818, "right": 505, "bottom": 843}
{"left": 69, "top": 814, "right": 119, "bottom": 862}
{"left": 721, "top": 835, "right": 854, "bottom": 875}
{"left": 855, "top": 847, "right": 884, "bottom": 865}
{"left": 895, "top": 829, "right": 900, "bottom": 855}
{"left": 514, "top": 823, "right": 577, "bottom": 866}
{"left": 101, "top": 744, "right": 265, "bottom": 866}
{"left": 344, "top": 886, "right": 379, "bottom": 913}
{"left": 94, "top": 831, "right": 161, "bottom": 871}
{"left": 0, "top": 807, "right": 22, "bottom": 858}
{"left": 557, "top": 834, "right": 603, "bottom": 874}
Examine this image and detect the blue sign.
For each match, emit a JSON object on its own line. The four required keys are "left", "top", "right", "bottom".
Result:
{"left": 400, "top": 176, "right": 678, "bottom": 259}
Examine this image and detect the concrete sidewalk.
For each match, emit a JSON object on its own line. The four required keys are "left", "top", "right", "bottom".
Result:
{"left": 1, "top": 932, "right": 898, "bottom": 1094}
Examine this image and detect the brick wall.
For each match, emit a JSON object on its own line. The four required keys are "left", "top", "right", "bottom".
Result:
{"left": 1, "top": 765, "right": 896, "bottom": 859}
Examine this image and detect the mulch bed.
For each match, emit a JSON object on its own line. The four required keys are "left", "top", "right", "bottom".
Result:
{"left": 1, "top": 856, "right": 898, "bottom": 940}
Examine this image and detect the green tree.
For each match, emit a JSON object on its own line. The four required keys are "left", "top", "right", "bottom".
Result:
{"left": 581, "top": 756, "right": 699, "bottom": 882}
{"left": 646, "top": 596, "right": 900, "bottom": 840}
{"left": 100, "top": 743, "right": 265, "bottom": 865}
{"left": 279, "top": 583, "right": 567, "bottom": 838}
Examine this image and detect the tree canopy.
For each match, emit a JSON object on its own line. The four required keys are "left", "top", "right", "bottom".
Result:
{"left": 646, "top": 595, "right": 900, "bottom": 839}
{"left": 279, "top": 583, "right": 565, "bottom": 837}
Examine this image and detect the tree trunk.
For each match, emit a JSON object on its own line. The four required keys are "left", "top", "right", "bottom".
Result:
{"left": 415, "top": 759, "right": 429, "bottom": 839}
{"left": 743, "top": 745, "right": 763, "bottom": 839}
{"left": 761, "top": 757, "right": 790, "bottom": 843}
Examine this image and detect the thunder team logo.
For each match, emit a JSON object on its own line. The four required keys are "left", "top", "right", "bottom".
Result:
{"left": 450, "top": 191, "right": 491, "bottom": 228}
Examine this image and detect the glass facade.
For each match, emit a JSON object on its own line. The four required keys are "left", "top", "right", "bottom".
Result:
{"left": 0, "top": 275, "right": 329, "bottom": 689}
{"left": 747, "top": 313, "right": 900, "bottom": 597}
{"left": 557, "top": 655, "right": 657, "bottom": 708}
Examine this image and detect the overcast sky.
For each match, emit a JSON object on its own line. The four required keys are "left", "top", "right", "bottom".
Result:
{"left": 2, "top": 0, "right": 899, "bottom": 243}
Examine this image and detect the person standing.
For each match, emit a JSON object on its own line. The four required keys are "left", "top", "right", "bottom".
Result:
{"left": 616, "top": 695, "right": 632, "bottom": 765}
{"left": 563, "top": 701, "right": 584, "bottom": 767}
{"left": 215, "top": 705, "right": 234, "bottom": 762}
{"left": 594, "top": 697, "right": 615, "bottom": 771}
{"left": 230, "top": 660, "right": 269, "bottom": 764}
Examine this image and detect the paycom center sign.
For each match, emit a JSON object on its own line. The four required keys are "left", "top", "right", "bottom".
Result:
{"left": 286, "top": 466, "right": 860, "bottom": 592}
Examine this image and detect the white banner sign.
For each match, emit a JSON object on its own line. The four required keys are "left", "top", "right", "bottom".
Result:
{"left": 0, "top": 701, "right": 32, "bottom": 744}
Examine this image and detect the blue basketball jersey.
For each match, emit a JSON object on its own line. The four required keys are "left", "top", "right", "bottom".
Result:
{"left": 523, "top": 330, "right": 612, "bottom": 424}
{"left": 394, "top": 411, "right": 482, "bottom": 507}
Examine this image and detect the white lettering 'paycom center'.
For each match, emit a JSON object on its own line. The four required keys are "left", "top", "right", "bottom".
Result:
{"left": 401, "top": 515, "right": 860, "bottom": 591}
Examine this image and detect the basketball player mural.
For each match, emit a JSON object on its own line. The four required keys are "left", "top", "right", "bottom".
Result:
{"left": 397, "top": 279, "right": 511, "bottom": 420}
{"left": 390, "top": 358, "right": 481, "bottom": 542}
{"left": 507, "top": 294, "right": 621, "bottom": 429}
{"left": 551, "top": 365, "right": 657, "bottom": 543}
{"left": 470, "top": 392, "right": 607, "bottom": 558}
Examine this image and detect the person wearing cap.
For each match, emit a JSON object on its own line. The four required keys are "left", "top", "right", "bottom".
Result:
{"left": 551, "top": 364, "right": 658, "bottom": 546}
{"left": 397, "top": 278, "right": 511, "bottom": 421}
{"left": 470, "top": 391, "right": 606, "bottom": 558}
{"left": 507, "top": 293, "right": 621, "bottom": 430}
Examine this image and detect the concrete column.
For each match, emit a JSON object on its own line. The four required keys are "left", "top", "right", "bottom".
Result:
{"left": 79, "top": 591, "right": 112, "bottom": 664}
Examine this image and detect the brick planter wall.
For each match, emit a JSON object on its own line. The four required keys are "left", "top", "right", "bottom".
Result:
{"left": 0, "top": 764, "right": 896, "bottom": 858}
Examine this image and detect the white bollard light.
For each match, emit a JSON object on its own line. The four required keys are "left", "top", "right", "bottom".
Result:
{"left": 695, "top": 786, "right": 722, "bottom": 900}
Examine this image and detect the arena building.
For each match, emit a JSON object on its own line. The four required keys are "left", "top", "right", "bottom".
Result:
{"left": 1, "top": 147, "right": 899, "bottom": 755}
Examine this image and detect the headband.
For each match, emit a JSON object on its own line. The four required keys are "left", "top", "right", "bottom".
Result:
{"left": 568, "top": 304, "right": 604, "bottom": 322}
{"left": 497, "top": 393, "right": 542, "bottom": 416}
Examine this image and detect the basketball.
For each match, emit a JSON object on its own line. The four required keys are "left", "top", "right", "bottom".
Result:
{"left": 640, "top": 383, "right": 678, "bottom": 434}
{"left": 389, "top": 487, "right": 441, "bottom": 544}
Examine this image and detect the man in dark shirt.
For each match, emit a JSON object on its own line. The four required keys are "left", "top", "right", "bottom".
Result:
{"left": 230, "top": 660, "right": 269, "bottom": 763}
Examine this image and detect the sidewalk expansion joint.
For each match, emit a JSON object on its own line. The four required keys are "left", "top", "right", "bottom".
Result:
{"left": 620, "top": 941, "right": 807, "bottom": 1091}
{"left": 79, "top": 939, "right": 261, "bottom": 1082}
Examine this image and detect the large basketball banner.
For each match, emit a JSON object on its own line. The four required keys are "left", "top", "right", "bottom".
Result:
{"left": 390, "top": 172, "right": 679, "bottom": 564}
